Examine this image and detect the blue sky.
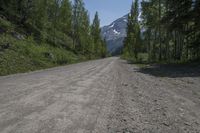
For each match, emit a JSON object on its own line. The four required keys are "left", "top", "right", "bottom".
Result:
{"left": 84, "top": 0, "right": 133, "bottom": 27}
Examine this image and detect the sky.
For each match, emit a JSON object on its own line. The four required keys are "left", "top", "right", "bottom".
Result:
{"left": 83, "top": 0, "right": 133, "bottom": 27}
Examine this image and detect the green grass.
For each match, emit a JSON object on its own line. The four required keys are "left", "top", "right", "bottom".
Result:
{"left": 121, "top": 51, "right": 200, "bottom": 69}
{"left": 135, "top": 63, "right": 149, "bottom": 68}
{"left": 0, "top": 17, "right": 15, "bottom": 32}
{"left": 121, "top": 53, "right": 149, "bottom": 64}
{"left": 0, "top": 34, "right": 86, "bottom": 76}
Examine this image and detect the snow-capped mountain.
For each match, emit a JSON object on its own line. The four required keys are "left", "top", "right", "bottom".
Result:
{"left": 101, "top": 14, "right": 128, "bottom": 55}
{"left": 101, "top": 10, "right": 143, "bottom": 55}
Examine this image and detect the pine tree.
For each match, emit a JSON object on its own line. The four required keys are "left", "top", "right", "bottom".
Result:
{"left": 141, "top": 0, "right": 200, "bottom": 62}
{"left": 72, "top": 0, "right": 85, "bottom": 49}
{"left": 124, "top": 0, "right": 141, "bottom": 60}
{"left": 191, "top": 0, "right": 200, "bottom": 58}
{"left": 101, "top": 38, "right": 107, "bottom": 58}
{"left": 59, "top": 0, "right": 72, "bottom": 36}
{"left": 141, "top": 0, "right": 153, "bottom": 61}
{"left": 91, "top": 12, "right": 102, "bottom": 56}
{"left": 79, "top": 9, "right": 91, "bottom": 54}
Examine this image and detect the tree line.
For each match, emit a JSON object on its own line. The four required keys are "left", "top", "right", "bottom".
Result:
{"left": 123, "top": 0, "right": 200, "bottom": 63}
{"left": 0, "top": 0, "right": 107, "bottom": 58}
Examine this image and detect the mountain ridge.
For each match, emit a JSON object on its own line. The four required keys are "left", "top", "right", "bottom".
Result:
{"left": 101, "top": 14, "right": 128, "bottom": 55}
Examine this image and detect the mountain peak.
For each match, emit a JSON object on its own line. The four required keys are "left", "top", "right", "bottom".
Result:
{"left": 101, "top": 14, "right": 128, "bottom": 41}
{"left": 101, "top": 14, "right": 128, "bottom": 55}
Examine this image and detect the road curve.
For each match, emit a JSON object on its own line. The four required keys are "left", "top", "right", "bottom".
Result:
{"left": 0, "top": 57, "right": 200, "bottom": 133}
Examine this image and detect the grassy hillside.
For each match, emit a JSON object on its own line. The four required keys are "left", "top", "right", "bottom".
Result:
{"left": 0, "top": 0, "right": 108, "bottom": 76}
{"left": 0, "top": 17, "right": 86, "bottom": 76}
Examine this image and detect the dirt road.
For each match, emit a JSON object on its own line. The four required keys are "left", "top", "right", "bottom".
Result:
{"left": 0, "top": 57, "right": 200, "bottom": 133}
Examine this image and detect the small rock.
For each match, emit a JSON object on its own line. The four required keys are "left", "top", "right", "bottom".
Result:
{"left": 194, "top": 121, "right": 199, "bottom": 125}
{"left": 122, "top": 83, "right": 128, "bottom": 86}
{"left": 184, "top": 122, "right": 191, "bottom": 126}
{"left": 11, "top": 32, "right": 25, "bottom": 40}
{"left": 44, "top": 52, "right": 54, "bottom": 59}
{"left": 162, "top": 122, "right": 170, "bottom": 127}
{"left": 162, "top": 112, "right": 167, "bottom": 116}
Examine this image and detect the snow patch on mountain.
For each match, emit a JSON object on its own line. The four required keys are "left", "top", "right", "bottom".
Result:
{"left": 109, "top": 23, "right": 115, "bottom": 28}
{"left": 123, "top": 19, "right": 127, "bottom": 22}
{"left": 113, "top": 29, "right": 120, "bottom": 35}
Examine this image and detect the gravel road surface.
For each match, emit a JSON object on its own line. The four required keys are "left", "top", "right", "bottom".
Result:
{"left": 0, "top": 57, "right": 200, "bottom": 133}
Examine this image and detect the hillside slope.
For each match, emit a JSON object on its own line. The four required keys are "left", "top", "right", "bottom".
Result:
{"left": 0, "top": 16, "right": 86, "bottom": 76}
{"left": 0, "top": 0, "right": 108, "bottom": 76}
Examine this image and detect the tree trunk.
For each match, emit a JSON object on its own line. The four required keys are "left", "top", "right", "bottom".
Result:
{"left": 158, "top": 0, "right": 162, "bottom": 61}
